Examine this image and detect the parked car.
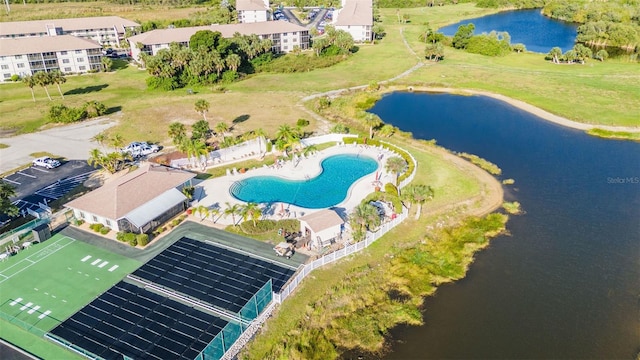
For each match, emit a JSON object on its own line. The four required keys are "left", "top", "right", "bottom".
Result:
{"left": 122, "top": 142, "right": 159, "bottom": 156}
{"left": 32, "top": 156, "right": 61, "bottom": 169}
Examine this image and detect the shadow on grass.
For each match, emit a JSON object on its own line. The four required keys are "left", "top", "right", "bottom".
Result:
{"left": 111, "top": 59, "right": 129, "bottom": 71}
{"left": 64, "top": 84, "right": 109, "bottom": 96}
{"left": 232, "top": 114, "right": 250, "bottom": 124}
{"left": 104, "top": 106, "right": 122, "bottom": 115}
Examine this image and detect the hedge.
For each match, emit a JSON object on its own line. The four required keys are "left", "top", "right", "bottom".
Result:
{"left": 342, "top": 137, "right": 415, "bottom": 184}
{"left": 137, "top": 234, "right": 149, "bottom": 247}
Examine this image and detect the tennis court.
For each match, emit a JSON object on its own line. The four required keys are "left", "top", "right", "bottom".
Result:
{"left": 0, "top": 233, "right": 142, "bottom": 333}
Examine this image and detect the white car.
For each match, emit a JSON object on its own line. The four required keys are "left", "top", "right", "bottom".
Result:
{"left": 32, "top": 157, "right": 61, "bottom": 169}
{"left": 122, "top": 142, "right": 159, "bottom": 156}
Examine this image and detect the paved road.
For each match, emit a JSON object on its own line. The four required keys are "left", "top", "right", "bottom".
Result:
{"left": 0, "top": 117, "right": 117, "bottom": 174}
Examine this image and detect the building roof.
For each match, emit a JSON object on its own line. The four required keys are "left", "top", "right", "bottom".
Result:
{"left": 334, "top": 0, "right": 373, "bottom": 26}
{"left": 236, "top": 0, "right": 269, "bottom": 11}
{"left": 125, "top": 188, "right": 186, "bottom": 228}
{"left": 0, "top": 16, "right": 140, "bottom": 37}
{"left": 66, "top": 164, "right": 195, "bottom": 221}
{"left": 128, "top": 21, "right": 306, "bottom": 45}
{"left": 0, "top": 35, "right": 101, "bottom": 56}
{"left": 299, "top": 209, "right": 344, "bottom": 232}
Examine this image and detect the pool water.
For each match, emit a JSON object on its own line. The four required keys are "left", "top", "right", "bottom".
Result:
{"left": 230, "top": 154, "right": 378, "bottom": 209}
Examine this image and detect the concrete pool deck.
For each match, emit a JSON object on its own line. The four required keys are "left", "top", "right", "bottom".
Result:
{"left": 194, "top": 144, "right": 400, "bottom": 225}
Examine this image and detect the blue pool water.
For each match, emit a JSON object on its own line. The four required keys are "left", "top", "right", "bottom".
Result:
{"left": 230, "top": 154, "right": 378, "bottom": 209}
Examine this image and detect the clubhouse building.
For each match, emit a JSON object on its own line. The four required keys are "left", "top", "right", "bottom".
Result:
{"left": 0, "top": 16, "right": 140, "bottom": 47}
{"left": 0, "top": 35, "right": 102, "bottom": 79}
{"left": 127, "top": 21, "right": 309, "bottom": 60}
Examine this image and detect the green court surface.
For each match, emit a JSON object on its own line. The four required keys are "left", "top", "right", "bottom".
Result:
{"left": 0, "top": 233, "right": 142, "bottom": 334}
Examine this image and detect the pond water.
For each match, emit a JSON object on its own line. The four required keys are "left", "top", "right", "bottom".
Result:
{"left": 438, "top": 9, "right": 578, "bottom": 53}
{"left": 366, "top": 92, "right": 639, "bottom": 359}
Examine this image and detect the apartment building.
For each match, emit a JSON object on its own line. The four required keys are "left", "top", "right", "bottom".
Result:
{"left": 128, "top": 21, "right": 309, "bottom": 61}
{"left": 333, "top": 0, "right": 373, "bottom": 43}
{"left": 236, "top": 0, "right": 271, "bottom": 23}
{"left": 0, "top": 16, "right": 140, "bottom": 47}
{"left": 0, "top": 35, "right": 102, "bottom": 80}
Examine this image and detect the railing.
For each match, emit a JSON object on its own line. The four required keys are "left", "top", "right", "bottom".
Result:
{"left": 274, "top": 206, "right": 409, "bottom": 304}
{"left": 45, "top": 333, "right": 101, "bottom": 360}
{"left": 378, "top": 140, "right": 418, "bottom": 189}
{"left": 300, "top": 133, "right": 357, "bottom": 147}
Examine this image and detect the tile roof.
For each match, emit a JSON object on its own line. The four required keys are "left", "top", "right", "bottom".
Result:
{"left": 299, "top": 209, "right": 345, "bottom": 232}
{"left": 0, "top": 16, "right": 140, "bottom": 37}
{"left": 334, "top": 0, "right": 373, "bottom": 26}
{"left": 128, "top": 21, "right": 307, "bottom": 45}
{"left": 0, "top": 35, "right": 101, "bottom": 56}
{"left": 66, "top": 164, "right": 195, "bottom": 221}
{"left": 236, "top": 0, "right": 269, "bottom": 11}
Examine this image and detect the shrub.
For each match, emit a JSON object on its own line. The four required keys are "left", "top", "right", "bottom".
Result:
{"left": 116, "top": 232, "right": 126, "bottom": 241}
{"left": 47, "top": 104, "right": 86, "bottom": 123}
{"left": 100, "top": 227, "right": 110, "bottom": 235}
{"left": 128, "top": 237, "right": 138, "bottom": 247}
{"left": 82, "top": 101, "right": 107, "bottom": 118}
{"left": 384, "top": 182, "right": 398, "bottom": 194}
{"left": 137, "top": 234, "right": 149, "bottom": 246}
{"left": 221, "top": 70, "right": 238, "bottom": 84}
{"left": 239, "top": 219, "right": 278, "bottom": 234}
{"left": 296, "top": 118, "right": 310, "bottom": 127}
{"left": 10, "top": 74, "right": 20, "bottom": 82}
{"left": 75, "top": 219, "right": 85, "bottom": 226}
{"left": 124, "top": 232, "right": 136, "bottom": 244}
{"left": 89, "top": 223, "right": 104, "bottom": 232}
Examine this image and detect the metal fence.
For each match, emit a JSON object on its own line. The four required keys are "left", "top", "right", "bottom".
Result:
{"left": 0, "top": 218, "right": 50, "bottom": 248}
{"left": 45, "top": 333, "right": 101, "bottom": 360}
{"left": 275, "top": 206, "right": 409, "bottom": 303}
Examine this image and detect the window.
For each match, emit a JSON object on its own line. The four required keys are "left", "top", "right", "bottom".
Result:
{"left": 283, "top": 39, "right": 288, "bottom": 43}
{"left": 105, "top": 219, "right": 112, "bottom": 227}
{"left": 0, "top": 65, "right": 8, "bottom": 70}
{"left": 62, "top": 59, "right": 70, "bottom": 64}
{"left": 60, "top": 51, "right": 67, "bottom": 55}
{"left": 17, "top": 63, "right": 24, "bottom": 68}
{"left": 293, "top": 38, "right": 297, "bottom": 42}
{"left": 79, "top": 66, "right": 86, "bottom": 71}
{"left": 14, "top": 55, "right": 23, "bottom": 59}
{"left": 92, "top": 215, "right": 98, "bottom": 222}
{"left": 3, "top": 73, "right": 10, "bottom": 79}
{"left": 75, "top": 50, "right": 82, "bottom": 54}
{"left": 64, "top": 67, "right": 72, "bottom": 72}
{"left": 76, "top": 58, "right": 84, "bottom": 62}
{"left": 79, "top": 212, "right": 85, "bottom": 219}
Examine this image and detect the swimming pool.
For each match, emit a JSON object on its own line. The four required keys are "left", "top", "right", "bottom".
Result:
{"left": 230, "top": 154, "right": 378, "bottom": 209}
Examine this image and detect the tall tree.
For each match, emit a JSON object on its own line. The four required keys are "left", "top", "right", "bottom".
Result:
{"left": 49, "top": 70, "right": 66, "bottom": 99}
{"left": 452, "top": 23, "right": 475, "bottom": 49}
{"left": 22, "top": 75, "right": 36, "bottom": 102}
{"left": 349, "top": 203, "right": 381, "bottom": 241}
{"left": 168, "top": 122, "right": 187, "bottom": 145}
{"left": 385, "top": 156, "right": 408, "bottom": 186}
{"left": 226, "top": 53, "right": 241, "bottom": 72}
{"left": 109, "top": 134, "right": 125, "bottom": 149}
{"left": 101, "top": 56, "right": 113, "bottom": 72}
{"left": 0, "top": 182, "right": 19, "bottom": 217}
{"left": 403, "top": 184, "right": 434, "bottom": 220}
{"left": 215, "top": 121, "right": 230, "bottom": 140}
{"left": 275, "top": 124, "right": 301, "bottom": 154}
{"left": 194, "top": 99, "right": 210, "bottom": 121}
{"left": 33, "top": 71, "right": 52, "bottom": 101}
{"left": 180, "top": 138, "right": 209, "bottom": 168}
{"left": 240, "top": 202, "right": 262, "bottom": 227}
{"left": 192, "top": 119, "right": 211, "bottom": 143}
{"left": 548, "top": 47, "right": 562, "bottom": 64}
{"left": 224, "top": 202, "right": 241, "bottom": 226}
{"left": 363, "top": 113, "right": 382, "bottom": 139}
{"left": 92, "top": 133, "right": 108, "bottom": 148}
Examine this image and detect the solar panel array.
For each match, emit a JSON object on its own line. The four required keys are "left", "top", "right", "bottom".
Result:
{"left": 131, "top": 237, "right": 296, "bottom": 313}
{"left": 50, "top": 281, "right": 228, "bottom": 360}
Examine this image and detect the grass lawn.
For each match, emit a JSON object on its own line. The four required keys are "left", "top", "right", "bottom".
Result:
{"left": 0, "top": 233, "right": 141, "bottom": 358}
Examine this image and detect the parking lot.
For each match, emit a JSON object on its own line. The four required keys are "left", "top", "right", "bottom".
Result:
{"left": 2, "top": 160, "right": 95, "bottom": 220}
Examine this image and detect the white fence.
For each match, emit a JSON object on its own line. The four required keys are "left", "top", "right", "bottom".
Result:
{"left": 274, "top": 206, "right": 408, "bottom": 303}
{"left": 170, "top": 137, "right": 266, "bottom": 168}
{"left": 300, "top": 133, "right": 357, "bottom": 147}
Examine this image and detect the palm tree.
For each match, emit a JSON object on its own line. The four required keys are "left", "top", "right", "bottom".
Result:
{"left": 195, "top": 205, "right": 210, "bottom": 222}
{"left": 22, "top": 75, "right": 36, "bottom": 102}
{"left": 194, "top": 99, "right": 210, "bottom": 121}
{"left": 215, "top": 122, "right": 229, "bottom": 140}
{"left": 386, "top": 156, "right": 407, "bottom": 186}
{"left": 209, "top": 207, "right": 221, "bottom": 223}
{"left": 275, "top": 124, "right": 300, "bottom": 155}
{"left": 87, "top": 148, "right": 105, "bottom": 169}
{"left": 377, "top": 124, "right": 396, "bottom": 138}
{"left": 33, "top": 71, "right": 52, "bottom": 101}
{"left": 363, "top": 113, "right": 382, "bottom": 139}
{"left": 224, "top": 202, "right": 242, "bottom": 226}
{"left": 49, "top": 70, "right": 66, "bottom": 98}
{"left": 548, "top": 47, "right": 562, "bottom": 64}
{"left": 168, "top": 122, "right": 187, "bottom": 145}
{"left": 240, "top": 202, "right": 262, "bottom": 227}
{"left": 403, "top": 184, "right": 434, "bottom": 220}
{"left": 109, "top": 134, "right": 125, "bottom": 150}
{"left": 101, "top": 56, "right": 113, "bottom": 72}
{"left": 92, "top": 133, "right": 108, "bottom": 149}
{"left": 349, "top": 203, "right": 381, "bottom": 241}
{"left": 226, "top": 53, "right": 241, "bottom": 72}
{"left": 211, "top": 51, "right": 226, "bottom": 76}
{"left": 180, "top": 138, "right": 209, "bottom": 168}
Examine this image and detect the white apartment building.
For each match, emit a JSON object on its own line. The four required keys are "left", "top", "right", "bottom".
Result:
{"left": 236, "top": 0, "right": 270, "bottom": 23}
{"left": 0, "top": 36, "right": 102, "bottom": 80}
{"left": 333, "top": 0, "right": 373, "bottom": 43}
{"left": 0, "top": 16, "right": 140, "bottom": 47}
{"left": 128, "top": 21, "right": 309, "bottom": 61}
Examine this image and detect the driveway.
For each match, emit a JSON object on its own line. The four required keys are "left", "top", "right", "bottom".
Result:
{"left": 0, "top": 117, "right": 117, "bottom": 174}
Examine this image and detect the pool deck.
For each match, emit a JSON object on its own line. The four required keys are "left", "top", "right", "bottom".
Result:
{"left": 194, "top": 144, "right": 399, "bottom": 225}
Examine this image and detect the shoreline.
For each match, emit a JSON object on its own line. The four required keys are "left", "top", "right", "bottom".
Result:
{"left": 402, "top": 86, "right": 640, "bottom": 133}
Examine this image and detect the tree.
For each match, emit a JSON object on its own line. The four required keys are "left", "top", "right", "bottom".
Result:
{"left": 92, "top": 133, "right": 108, "bottom": 148}
{"left": 349, "top": 203, "right": 381, "bottom": 241}
{"left": 573, "top": 44, "right": 593, "bottom": 64}
{"left": 83, "top": 101, "right": 107, "bottom": 118}
{"left": 240, "top": 202, "right": 262, "bottom": 227}
{"left": 0, "top": 182, "right": 19, "bottom": 217}
{"left": 109, "top": 134, "right": 125, "bottom": 149}
{"left": 372, "top": 24, "right": 385, "bottom": 40}
{"left": 195, "top": 205, "right": 210, "bottom": 222}
{"left": 194, "top": 99, "right": 210, "bottom": 121}
{"left": 377, "top": 124, "right": 396, "bottom": 138}
{"left": 425, "top": 42, "right": 445, "bottom": 61}
{"left": 512, "top": 43, "right": 526, "bottom": 53}
{"left": 49, "top": 70, "right": 66, "bottom": 99}
{"left": 22, "top": 75, "right": 36, "bottom": 102}
{"left": 190, "top": 30, "right": 224, "bottom": 53}
{"left": 192, "top": 119, "right": 211, "bottom": 143}
{"left": 452, "top": 23, "right": 475, "bottom": 49}
{"left": 180, "top": 138, "right": 209, "bottom": 168}
{"left": 548, "top": 47, "right": 562, "bottom": 64}
{"left": 224, "top": 202, "right": 241, "bottom": 226}
{"left": 215, "top": 121, "right": 229, "bottom": 140}
{"left": 275, "top": 124, "right": 301, "bottom": 154}
{"left": 33, "top": 71, "right": 52, "bottom": 101}
{"left": 169, "top": 122, "right": 187, "bottom": 145}
{"left": 403, "top": 184, "right": 434, "bottom": 220}
{"left": 595, "top": 49, "right": 609, "bottom": 61}
{"left": 363, "top": 113, "right": 382, "bottom": 139}
{"left": 386, "top": 156, "right": 407, "bottom": 186}
{"left": 226, "top": 53, "right": 241, "bottom": 72}
{"left": 101, "top": 56, "right": 113, "bottom": 72}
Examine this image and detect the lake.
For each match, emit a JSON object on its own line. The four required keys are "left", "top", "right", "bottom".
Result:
{"left": 368, "top": 92, "right": 640, "bottom": 359}
{"left": 438, "top": 9, "right": 578, "bottom": 53}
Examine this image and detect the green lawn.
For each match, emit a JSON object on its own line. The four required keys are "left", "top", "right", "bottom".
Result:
{"left": 0, "top": 233, "right": 141, "bottom": 358}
